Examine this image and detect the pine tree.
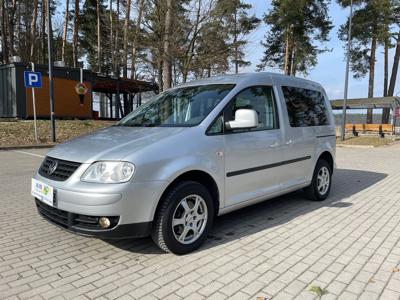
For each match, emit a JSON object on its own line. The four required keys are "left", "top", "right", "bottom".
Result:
{"left": 338, "top": 0, "right": 391, "bottom": 124}
{"left": 72, "top": 0, "right": 79, "bottom": 67}
{"left": 258, "top": 0, "right": 332, "bottom": 76}
{"left": 80, "top": 0, "right": 110, "bottom": 72}
{"left": 213, "top": 0, "right": 260, "bottom": 74}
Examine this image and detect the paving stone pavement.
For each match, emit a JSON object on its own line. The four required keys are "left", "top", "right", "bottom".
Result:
{"left": 0, "top": 145, "right": 400, "bottom": 300}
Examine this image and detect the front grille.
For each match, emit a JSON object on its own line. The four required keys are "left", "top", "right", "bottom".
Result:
{"left": 35, "top": 199, "right": 119, "bottom": 231}
{"left": 39, "top": 156, "right": 81, "bottom": 181}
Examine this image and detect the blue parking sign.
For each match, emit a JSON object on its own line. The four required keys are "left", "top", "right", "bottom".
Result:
{"left": 24, "top": 71, "right": 42, "bottom": 88}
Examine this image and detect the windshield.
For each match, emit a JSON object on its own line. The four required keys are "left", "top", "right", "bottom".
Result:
{"left": 118, "top": 84, "right": 234, "bottom": 127}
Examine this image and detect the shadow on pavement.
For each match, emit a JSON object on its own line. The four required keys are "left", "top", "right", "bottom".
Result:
{"left": 106, "top": 168, "right": 387, "bottom": 254}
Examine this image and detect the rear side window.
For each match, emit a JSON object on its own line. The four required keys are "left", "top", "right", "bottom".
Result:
{"left": 282, "top": 86, "right": 329, "bottom": 127}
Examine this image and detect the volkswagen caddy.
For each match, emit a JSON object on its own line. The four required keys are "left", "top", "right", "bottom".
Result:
{"left": 32, "top": 73, "right": 336, "bottom": 254}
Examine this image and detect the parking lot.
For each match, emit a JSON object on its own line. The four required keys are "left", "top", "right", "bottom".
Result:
{"left": 1, "top": 145, "right": 400, "bottom": 300}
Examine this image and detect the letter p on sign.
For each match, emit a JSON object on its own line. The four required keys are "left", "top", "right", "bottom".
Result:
{"left": 24, "top": 71, "right": 42, "bottom": 88}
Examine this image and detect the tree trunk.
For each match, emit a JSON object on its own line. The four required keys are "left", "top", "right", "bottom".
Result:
{"left": 158, "top": 56, "right": 163, "bottom": 91}
{"left": 114, "top": 0, "right": 120, "bottom": 76}
{"left": 182, "top": 71, "right": 188, "bottom": 83}
{"left": 162, "top": 0, "right": 172, "bottom": 90}
{"left": 388, "top": 32, "right": 400, "bottom": 97}
{"left": 233, "top": 7, "right": 238, "bottom": 74}
{"left": 109, "top": 0, "right": 114, "bottom": 74}
{"left": 0, "top": 0, "right": 9, "bottom": 63}
{"left": 366, "top": 34, "right": 377, "bottom": 124}
{"left": 61, "top": 0, "right": 70, "bottom": 63}
{"left": 30, "top": 0, "right": 39, "bottom": 61}
{"left": 131, "top": 0, "right": 144, "bottom": 79}
{"left": 382, "top": 36, "right": 390, "bottom": 123}
{"left": 8, "top": 0, "right": 17, "bottom": 57}
{"left": 290, "top": 44, "right": 296, "bottom": 76}
{"left": 283, "top": 29, "right": 290, "bottom": 75}
{"left": 72, "top": 0, "right": 79, "bottom": 67}
{"left": 96, "top": 0, "right": 102, "bottom": 73}
{"left": 122, "top": 0, "right": 131, "bottom": 78}
{"left": 16, "top": 1, "right": 21, "bottom": 57}
{"left": 173, "top": 60, "right": 177, "bottom": 85}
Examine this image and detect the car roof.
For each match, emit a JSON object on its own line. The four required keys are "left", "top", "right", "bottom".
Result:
{"left": 176, "top": 72, "right": 323, "bottom": 90}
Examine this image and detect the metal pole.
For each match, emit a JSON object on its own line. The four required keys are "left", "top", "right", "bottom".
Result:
{"left": 31, "top": 62, "right": 38, "bottom": 143}
{"left": 341, "top": 0, "right": 353, "bottom": 141}
{"left": 46, "top": 0, "right": 56, "bottom": 142}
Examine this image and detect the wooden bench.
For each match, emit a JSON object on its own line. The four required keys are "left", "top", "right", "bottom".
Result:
{"left": 345, "top": 123, "right": 393, "bottom": 137}
{"left": 365, "top": 124, "right": 392, "bottom": 133}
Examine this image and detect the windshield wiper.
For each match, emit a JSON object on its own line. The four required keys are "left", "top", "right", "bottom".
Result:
{"left": 118, "top": 123, "right": 160, "bottom": 127}
{"left": 118, "top": 123, "right": 144, "bottom": 127}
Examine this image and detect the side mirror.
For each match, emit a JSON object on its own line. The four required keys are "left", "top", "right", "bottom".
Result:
{"left": 226, "top": 109, "right": 258, "bottom": 130}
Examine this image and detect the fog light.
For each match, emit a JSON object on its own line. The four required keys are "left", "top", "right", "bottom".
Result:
{"left": 99, "top": 217, "right": 111, "bottom": 229}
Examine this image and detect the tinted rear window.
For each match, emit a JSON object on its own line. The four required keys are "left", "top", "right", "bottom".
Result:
{"left": 282, "top": 86, "right": 329, "bottom": 127}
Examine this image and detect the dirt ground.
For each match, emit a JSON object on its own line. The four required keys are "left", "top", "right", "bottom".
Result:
{"left": 337, "top": 136, "right": 397, "bottom": 147}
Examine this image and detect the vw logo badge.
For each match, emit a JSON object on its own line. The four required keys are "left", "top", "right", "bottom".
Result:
{"left": 47, "top": 160, "right": 58, "bottom": 175}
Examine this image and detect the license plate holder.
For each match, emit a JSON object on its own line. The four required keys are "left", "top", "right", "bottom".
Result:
{"left": 31, "top": 178, "right": 54, "bottom": 207}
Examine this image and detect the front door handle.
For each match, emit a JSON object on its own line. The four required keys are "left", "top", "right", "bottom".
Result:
{"left": 285, "top": 139, "right": 293, "bottom": 145}
{"left": 270, "top": 142, "right": 280, "bottom": 148}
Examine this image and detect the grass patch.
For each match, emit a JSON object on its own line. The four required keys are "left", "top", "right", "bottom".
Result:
{"left": 0, "top": 120, "right": 115, "bottom": 146}
{"left": 309, "top": 285, "right": 328, "bottom": 298}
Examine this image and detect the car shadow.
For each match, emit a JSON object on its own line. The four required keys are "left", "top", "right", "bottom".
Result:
{"left": 105, "top": 168, "right": 387, "bottom": 254}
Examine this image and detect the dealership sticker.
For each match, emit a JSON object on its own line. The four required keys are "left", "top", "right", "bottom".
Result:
{"left": 31, "top": 178, "right": 54, "bottom": 206}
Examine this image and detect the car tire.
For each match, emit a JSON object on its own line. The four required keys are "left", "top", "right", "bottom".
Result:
{"left": 151, "top": 181, "right": 215, "bottom": 255}
{"left": 304, "top": 159, "right": 332, "bottom": 201}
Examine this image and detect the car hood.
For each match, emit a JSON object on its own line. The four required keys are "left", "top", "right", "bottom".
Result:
{"left": 47, "top": 126, "right": 187, "bottom": 163}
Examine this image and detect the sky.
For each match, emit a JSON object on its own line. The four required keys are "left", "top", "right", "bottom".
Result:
{"left": 243, "top": 0, "right": 398, "bottom": 101}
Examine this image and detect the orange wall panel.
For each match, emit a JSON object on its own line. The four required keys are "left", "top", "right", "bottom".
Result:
{"left": 26, "top": 77, "right": 92, "bottom": 118}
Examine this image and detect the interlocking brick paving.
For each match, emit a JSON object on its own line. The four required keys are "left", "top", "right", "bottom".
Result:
{"left": 0, "top": 145, "right": 399, "bottom": 299}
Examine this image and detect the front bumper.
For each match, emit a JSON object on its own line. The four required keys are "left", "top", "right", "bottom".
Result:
{"left": 33, "top": 169, "right": 169, "bottom": 239}
{"left": 35, "top": 199, "right": 151, "bottom": 238}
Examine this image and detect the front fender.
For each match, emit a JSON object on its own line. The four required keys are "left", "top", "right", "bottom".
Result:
{"left": 145, "top": 154, "right": 225, "bottom": 221}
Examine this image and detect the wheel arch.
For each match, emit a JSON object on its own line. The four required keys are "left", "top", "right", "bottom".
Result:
{"left": 317, "top": 151, "right": 334, "bottom": 173}
{"left": 152, "top": 170, "right": 220, "bottom": 222}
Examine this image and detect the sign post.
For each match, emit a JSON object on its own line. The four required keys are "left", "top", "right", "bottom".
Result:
{"left": 24, "top": 67, "right": 42, "bottom": 143}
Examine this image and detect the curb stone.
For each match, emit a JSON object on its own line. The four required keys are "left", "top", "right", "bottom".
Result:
{"left": 0, "top": 144, "right": 56, "bottom": 151}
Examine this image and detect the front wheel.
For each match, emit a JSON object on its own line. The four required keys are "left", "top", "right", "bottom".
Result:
{"left": 304, "top": 159, "right": 332, "bottom": 201}
{"left": 151, "top": 181, "right": 214, "bottom": 254}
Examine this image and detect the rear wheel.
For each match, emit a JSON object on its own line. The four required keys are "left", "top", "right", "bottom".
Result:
{"left": 151, "top": 181, "right": 214, "bottom": 254}
{"left": 304, "top": 159, "right": 332, "bottom": 201}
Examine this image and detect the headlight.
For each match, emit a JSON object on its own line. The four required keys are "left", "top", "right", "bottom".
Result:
{"left": 81, "top": 161, "right": 135, "bottom": 183}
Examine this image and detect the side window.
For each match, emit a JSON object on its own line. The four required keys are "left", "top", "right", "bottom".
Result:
{"left": 227, "top": 86, "right": 278, "bottom": 131}
{"left": 282, "top": 86, "right": 329, "bottom": 127}
{"left": 208, "top": 115, "right": 223, "bottom": 134}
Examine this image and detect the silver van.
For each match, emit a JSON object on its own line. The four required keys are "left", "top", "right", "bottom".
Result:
{"left": 32, "top": 73, "right": 336, "bottom": 254}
